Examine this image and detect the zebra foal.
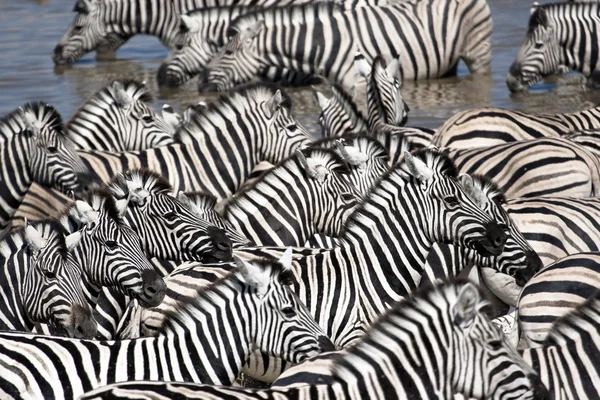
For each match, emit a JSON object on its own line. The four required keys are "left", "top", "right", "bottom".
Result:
{"left": 81, "top": 281, "right": 548, "bottom": 400}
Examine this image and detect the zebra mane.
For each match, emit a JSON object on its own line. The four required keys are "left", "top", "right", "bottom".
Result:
{"left": 66, "top": 80, "right": 153, "bottom": 128}
{"left": 0, "top": 102, "right": 65, "bottom": 139}
{"left": 0, "top": 220, "right": 67, "bottom": 258}
{"left": 332, "top": 279, "right": 480, "bottom": 378}
{"left": 229, "top": 2, "right": 342, "bottom": 38}
{"left": 543, "top": 287, "right": 600, "bottom": 347}
{"left": 341, "top": 149, "right": 456, "bottom": 235}
{"left": 469, "top": 174, "right": 506, "bottom": 205}
{"left": 59, "top": 187, "right": 123, "bottom": 228}
{"left": 107, "top": 169, "right": 173, "bottom": 200}
{"left": 330, "top": 84, "right": 366, "bottom": 121}
{"left": 225, "top": 148, "right": 350, "bottom": 212}
{"left": 183, "top": 191, "right": 218, "bottom": 211}
{"left": 308, "top": 134, "right": 390, "bottom": 162}
{"left": 157, "top": 258, "right": 296, "bottom": 334}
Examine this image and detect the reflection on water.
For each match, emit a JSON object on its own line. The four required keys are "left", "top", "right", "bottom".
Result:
{"left": 2, "top": 0, "right": 600, "bottom": 132}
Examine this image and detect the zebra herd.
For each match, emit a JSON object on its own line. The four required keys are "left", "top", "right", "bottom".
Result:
{"left": 4, "top": 0, "right": 600, "bottom": 399}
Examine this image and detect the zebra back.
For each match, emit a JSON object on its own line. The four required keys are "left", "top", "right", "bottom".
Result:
{"left": 0, "top": 102, "right": 89, "bottom": 237}
{"left": 0, "top": 220, "right": 96, "bottom": 337}
{"left": 81, "top": 281, "right": 546, "bottom": 400}
{"left": 67, "top": 80, "right": 175, "bottom": 152}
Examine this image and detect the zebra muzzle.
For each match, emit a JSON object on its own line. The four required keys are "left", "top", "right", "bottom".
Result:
{"left": 70, "top": 303, "right": 98, "bottom": 339}
{"left": 138, "top": 270, "right": 167, "bottom": 308}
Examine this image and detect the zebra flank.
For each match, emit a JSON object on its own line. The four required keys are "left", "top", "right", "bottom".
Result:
{"left": 67, "top": 80, "right": 175, "bottom": 152}
{"left": 80, "top": 281, "right": 546, "bottom": 400}
{"left": 200, "top": 0, "right": 492, "bottom": 90}
{"left": 0, "top": 256, "right": 331, "bottom": 400}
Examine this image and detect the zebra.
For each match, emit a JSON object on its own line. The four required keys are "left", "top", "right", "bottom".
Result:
{"left": 447, "top": 137, "right": 600, "bottom": 199}
{"left": 52, "top": 0, "right": 333, "bottom": 66}
{"left": 517, "top": 252, "right": 600, "bottom": 347}
{"left": 313, "top": 84, "right": 368, "bottom": 137}
{"left": 14, "top": 84, "right": 313, "bottom": 224}
{"left": 223, "top": 148, "right": 359, "bottom": 246}
{"left": 430, "top": 105, "right": 600, "bottom": 151}
{"left": 67, "top": 80, "right": 175, "bottom": 152}
{"left": 0, "top": 102, "right": 90, "bottom": 239}
{"left": 519, "top": 287, "right": 600, "bottom": 399}
{"left": 507, "top": 2, "right": 600, "bottom": 92}
{"left": 79, "top": 280, "right": 547, "bottom": 400}
{"left": 199, "top": 1, "right": 492, "bottom": 91}
{"left": 0, "top": 220, "right": 97, "bottom": 338}
{"left": 0, "top": 252, "right": 334, "bottom": 400}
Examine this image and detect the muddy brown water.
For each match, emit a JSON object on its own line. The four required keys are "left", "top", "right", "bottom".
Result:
{"left": 2, "top": 0, "right": 600, "bottom": 135}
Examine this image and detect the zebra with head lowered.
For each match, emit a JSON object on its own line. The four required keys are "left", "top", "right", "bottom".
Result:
{"left": 81, "top": 280, "right": 548, "bottom": 400}
{"left": 0, "top": 102, "right": 90, "bottom": 239}
{"left": 67, "top": 80, "right": 175, "bottom": 152}
{"left": 0, "top": 252, "right": 333, "bottom": 400}
{"left": 199, "top": 0, "right": 492, "bottom": 91}
{"left": 0, "top": 220, "right": 97, "bottom": 337}
{"left": 507, "top": 1, "right": 600, "bottom": 92}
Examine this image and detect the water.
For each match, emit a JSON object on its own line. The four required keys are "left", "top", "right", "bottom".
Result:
{"left": 2, "top": 0, "right": 600, "bottom": 132}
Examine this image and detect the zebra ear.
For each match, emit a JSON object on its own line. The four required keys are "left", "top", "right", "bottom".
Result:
{"left": 312, "top": 87, "right": 331, "bottom": 110}
{"left": 264, "top": 90, "right": 283, "bottom": 119}
{"left": 161, "top": 104, "right": 180, "bottom": 132}
{"left": 112, "top": 81, "right": 132, "bottom": 109}
{"left": 245, "top": 19, "right": 265, "bottom": 40}
{"left": 404, "top": 152, "right": 433, "bottom": 182}
{"left": 234, "top": 256, "right": 270, "bottom": 295}
{"left": 73, "top": 200, "right": 100, "bottom": 225}
{"left": 529, "top": 3, "right": 548, "bottom": 28}
{"left": 176, "top": 191, "right": 192, "bottom": 208}
{"left": 65, "top": 231, "right": 82, "bottom": 251}
{"left": 453, "top": 283, "right": 480, "bottom": 328}
{"left": 20, "top": 108, "right": 42, "bottom": 136}
{"left": 386, "top": 58, "right": 400, "bottom": 81}
{"left": 115, "top": 199, "right": 129, "bottom": 217}
{"left": 278, "top": 247, "right": 293, "bottom": 271}
{"left": 179, "top": 15, "right": 200, "bottom": 34}
{"left": 354, "top": 52, "right": 371, "bottom": 78}
{"left": 24, "top": 222, "right": 46, "bottom": 252}
{"left": 296, "top": 150, "right": 329, "bottom": 183}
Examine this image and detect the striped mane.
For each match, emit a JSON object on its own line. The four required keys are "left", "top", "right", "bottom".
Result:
{"left": 0, "top": 220, "right": 67, "bottom": 259}
{"left": 308, "top": 134, "right": 389, "bottom": 163}
{"left": 59, "top": 188, "right": 124, "bottom": 227}
{"left": 332, "top": 279, "right": 477, "bottom": 379}
{"left": 225, "top": 147, "right": 350, "bottom": 213}
{"left": 329, "top": 84, "right": 366, "bottom": 121}
{"left": 470, "top": 174, "right": 506, "bottom": 205}
{"left": 157, "top": 258, "right": 296, "bottom": 334}
{"left": 107, "top": 169, "right": 173, "bottom": 200}
{"left": 543, "top": 287, "right": 600, "bottom": 347}
{"left": 0, "top": 102, "right": 65, "bottom": 140}
{"left": 66, "top": 80, "right": 153, "bottom": 129}
{"left": 183, "top": 192, "right": 218, "bottom": 211}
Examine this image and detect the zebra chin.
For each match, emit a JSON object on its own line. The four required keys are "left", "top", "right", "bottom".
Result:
{"left": 55, "top": 303, "right": 98, "bottom": 339}
{"left": 506, "top": 72, "right": 529, "bottom": 92}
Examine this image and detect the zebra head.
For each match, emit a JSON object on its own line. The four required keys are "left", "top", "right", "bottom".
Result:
{"left": 506, "top": 4, "right": 562, "bottom": 92}
{"left": 108, "top": 169, "right": 233, "bottom": 263}
{"left": 157, "top": 14, "right": 221, "bottom": 87}
{"left": 20, "top": 221, "right": 97, "bottom": 338}
{"left": 234, "top": 250, "right": 335, "bottom": 363}
{"left": 67, "top": 81, "right": 175, "bottom": 152}
{"left": 459, "top": 175, "right": 542, "bottom": 305}
{"left": 62, "top": 189, "right": 167, "bottom": 308}
{"left": 53, "top": 0, "right": 125, "bottom": 65}
{"left": 402, "top": 150, "right": 507, "bottom": 256}
{"left": 307, "top": 134, "right": 390, "bottom": 196}
{"left": 176, "top": 191, "right": 252, "bottom": 248}
{"left": 371, "top": 55, "right": 409, "bottom": 126}
{"left": 16, "top": 102, "right": 91, "bottom": 194}
{"left": 333, "top": 281, "right": 546, "bottom": 399}
{"left": 313, "top": 85, "right": 368, "bottom": 137}
{"left": 199, "top": 20, "right": 266, "bottom": 92}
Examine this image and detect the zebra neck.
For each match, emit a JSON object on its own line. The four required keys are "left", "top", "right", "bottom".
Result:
{"left": 519, "top": 347, "right": 558, "bottom": 398}
{"left": 0, "top": 134, "right": 33, "bottom": 231}
{"left": 547, "top": 5, "right": 591, "bottom": 73}
{"left": 0, "top": 250, "right": 34, "bottom": 332}
{"left": 103, "top": 0, "right": 180, "bottom": 47}
{"left": 197, "top": 6, "right": 258, "bottom": 46}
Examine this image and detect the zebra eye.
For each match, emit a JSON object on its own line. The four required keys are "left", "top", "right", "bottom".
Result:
{"left": 286, "top": 124, "right": 297, "bottom": 132}
{"left": 47, "top": 146, "right": 58, "bottom": 154}
{"left": 488, "top": 340, "right": 503, "bottom": 350}
{"left": 444, "top": 196, "right": 459, "bottom": 207}
{"left": 340, "top": 192, "right": 355, "bottom": 202}
{"left": 163, "top": 211, "right": 177, "bottom": 219}
{"left": 73, "top": 25, "right": 83, "bottom": 33}
{"left": 105, "top": 240, "right": 119, "bottom": 250}
{"left": 224, "top": 49, "right": 234, "bottom": 56}
{"left": 534, "top": 42, "right": 543, "bottom": 49}
{"left": 142, "top": 115, "right": 153, "bottom": 123}
{"left": 175, "top": 44, "right": 184, "bottom": 51}
{"left": 281, "top": 306, "right": 296, "bottom": 318}
{"left": 498, "top": 223, "right": 509, "bottom": 232}
{"left": 43, "top": 269, "right": 56, "bottom": 279}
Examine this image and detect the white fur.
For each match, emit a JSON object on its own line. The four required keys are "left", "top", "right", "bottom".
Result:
{"left": 24, "top": 224, "right": 46, "bottom": 252}
{"left": 234, "top": 256, "right": 270, "bottom": 296}
{"left": 404, "top": 152, "right": 433, "bottom": 182}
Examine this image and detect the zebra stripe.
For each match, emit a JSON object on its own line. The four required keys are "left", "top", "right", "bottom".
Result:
{"left": 313, "top": 84, "right": 368, "bottom": 138}
{"left": 0, "top": 255, "right": 332, "bottom": 400}
{"left": 80, "top": 281, "right": 546, "bottom": 400}
{"left": 0, "top": 103, "right": 89, "bottom": 239}
{"left": 223, "top": 149, "right": 359, "bottom": 246}
{"left": 200, "top": 1, "right": 492, "bottom": 91}
{"left": 0, "top": 221, "right": 96, "bottom": 337}
{"left": 507, "top": 2, "right": 600, "bottom": 92}
{"left": 431, "top": 106, "right": 600, "bottom": 151}
{"left": 67, "top": 80, "right": 175, "bottom": 152}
